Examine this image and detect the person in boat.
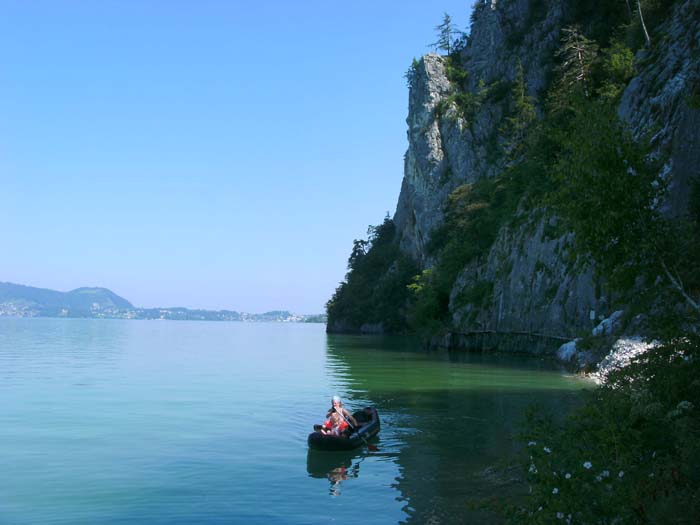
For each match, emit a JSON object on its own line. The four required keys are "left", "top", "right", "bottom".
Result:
{"left": 320, "top": 395, "right": 358, "bottom": 436}
{"left": 321, "top": 410, "right": 348, "bottom": 436}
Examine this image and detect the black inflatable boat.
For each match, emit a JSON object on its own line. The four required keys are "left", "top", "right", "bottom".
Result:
{"left": 307, "top": 406, "right": 380, "bottom": 451}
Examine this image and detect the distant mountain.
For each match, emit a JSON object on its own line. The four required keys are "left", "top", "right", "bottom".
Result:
{"left": 0, "top": 282, "right": 133, "bottom": 317}
{"left": 0, "top": 281, "right": 325, "bottom": 323}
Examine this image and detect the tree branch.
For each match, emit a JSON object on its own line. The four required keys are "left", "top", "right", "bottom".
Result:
{"left": 661, "top": 259, "right": 700, "bottom": 312}
{"left": 637, "top": 1, "right": 652, "bottom": 48}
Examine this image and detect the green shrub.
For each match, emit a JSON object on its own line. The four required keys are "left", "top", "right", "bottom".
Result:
{"left": 326, "top": 217, "right": 418, "bottom": 332}
{"left": 506, "top": 335, "right": 700, "bottom": 524}
{"left": 409, "top": 173, "right": 525, "bottom": 332}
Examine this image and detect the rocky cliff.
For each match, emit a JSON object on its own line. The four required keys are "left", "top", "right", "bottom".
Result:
{"left": 329, "top": 0, "right": 700, "bottom": 360}
{"left": 401, "top": 0, "right": 696, "bottom": 345}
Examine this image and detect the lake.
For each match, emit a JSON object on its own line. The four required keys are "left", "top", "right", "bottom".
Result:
{"left": 0, "top": 318, "right": 590, "bottom": 524}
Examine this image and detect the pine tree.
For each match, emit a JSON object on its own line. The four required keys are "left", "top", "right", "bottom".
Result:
{"left": 555, "top": 26, "right": 599, "bottom": 97}
{"left": 502, "top": 60, "right": 536, "bottom": 155}
{"left": 431, "top": 13, "right": 459, "bottom": 55}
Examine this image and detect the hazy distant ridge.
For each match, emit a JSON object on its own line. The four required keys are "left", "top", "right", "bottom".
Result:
{"left": 0, "top": 282, "right": 133, "bottom": 316}
{"left": 0, "top": 282, "right": 324, "bottom": 323}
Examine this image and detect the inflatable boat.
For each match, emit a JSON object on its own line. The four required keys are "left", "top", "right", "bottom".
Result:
{"left": 307, "top": 406, "right": 380, "bottom": 451}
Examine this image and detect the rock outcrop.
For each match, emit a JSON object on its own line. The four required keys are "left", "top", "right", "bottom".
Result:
{"left": 619, "top": 0, "right": 700, "bottom": 218}
{"left": 329, "top": 0, "right": 698, "bottom": 361}
{"left": 393, "top": 0, "right": 698, "bottom": 355}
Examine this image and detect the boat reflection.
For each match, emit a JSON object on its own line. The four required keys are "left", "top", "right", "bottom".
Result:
{"left": 306, "top": 449, "right": 364, "bottom": 496}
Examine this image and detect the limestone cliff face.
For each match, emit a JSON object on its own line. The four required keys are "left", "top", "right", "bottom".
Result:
{"left": 395, "top": 0, "right": 569, "bottom": 265}
{"left": 393, "top": 0, "right": 698, "bottom": 350}
{"left": 449, "top": 215, "right": 598, "bottom": 344}
{"left": 394, "top": 54, "right": 456, "bottom": 264}
{"left": 619, "top": 0, "right": 700, "bottom": 218}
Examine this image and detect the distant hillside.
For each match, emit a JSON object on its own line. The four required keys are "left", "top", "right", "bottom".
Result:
{"left": 0, "top": 281, "right": 325, "bottom": 323}
{"left": 0, "top": 282, "right": 133, "bottom": 317}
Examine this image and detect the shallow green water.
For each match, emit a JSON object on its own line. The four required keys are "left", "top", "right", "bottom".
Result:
{"left": 0, "top": 318, "right": 590, "bottom": 524}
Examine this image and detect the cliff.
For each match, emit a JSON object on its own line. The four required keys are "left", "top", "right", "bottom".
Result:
{"left": 327, "top": 0, "right": 700, "bottom": 362}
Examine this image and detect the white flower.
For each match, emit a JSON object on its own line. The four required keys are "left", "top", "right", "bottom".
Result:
{"left": 528, "top": 441, "right": 537, "bottom": 446}
{"left": 529, "top": 464, "right": 538, "bottom": 474}
{"left": 552, "top": 487, "right": 559, "bottom": 495}
{"left": 565, "top": 473, "right": 571, "bottom": 479}
{"left": 583, "top": 461, "right": 592, "bottom": 469}
{"left": 618, "top": 470, "right": 625, "bottom": 478}
{"left": 556, "top": 511, "right": 564, "bottom": 519}
{"left": 601, "top": 470, "right": 610, "bottom": 478}
{"left": 537, "top": 506, "right": 543, "bottom": 512}
{"left": 544, "top": 446, "right": 552, "bottom": 454}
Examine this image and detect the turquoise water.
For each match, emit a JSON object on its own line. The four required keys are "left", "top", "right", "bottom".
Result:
{"left": 0, "top": 318, "right": 590, "bottom": 524}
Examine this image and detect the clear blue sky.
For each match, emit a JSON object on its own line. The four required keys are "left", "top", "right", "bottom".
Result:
{"left": 1, "top": 1, "right": 473, "bottom": 313}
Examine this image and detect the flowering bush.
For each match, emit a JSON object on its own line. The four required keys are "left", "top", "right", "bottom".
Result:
{"left": 505, "top": 335, "right": 700, "bottom": 524}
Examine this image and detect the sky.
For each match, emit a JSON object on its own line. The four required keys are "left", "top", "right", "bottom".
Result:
{"left": 1, "top": 1, "right": 473, "bottom": 314}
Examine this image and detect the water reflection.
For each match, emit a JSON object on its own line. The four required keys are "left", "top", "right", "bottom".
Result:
{"left": 306, "top": 450, "right": 364, "bottom": 496}
{"left": 324, "top": 334, "right": 591, "bottom": 524}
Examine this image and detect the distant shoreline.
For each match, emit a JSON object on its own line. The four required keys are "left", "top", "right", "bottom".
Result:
{"left": 0, "top": 314, "right": 326, "bottom": 324}
{"left": 0, "top": 281, "right": 325, "bottom": 324}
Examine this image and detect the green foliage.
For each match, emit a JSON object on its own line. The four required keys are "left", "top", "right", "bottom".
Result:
{"left": 437, "top": 57, "right": 510, "bottom": 128}
{"left": 434, "top": 55, "right": 484, "bottom": 124}
{"left": 482, "top": 79, "right": 513, "bottom": 104}
{"left": 555, "top": 26, "right": 600, "bottom": 96}
{"left": 549, "top": 99, "right": 663, "bottom": 291}
{"left": 601, "top": 40, "right": 635, "bottom": 83}
{"left": 542, "top": 78, "right": 700, "bottom": 312}
{"left": 410, "top": 174, "right": 525, "bottom": 332}
{"left": 444, "top": 54, "right": 468, "bottom": 88}
{"left": 431, "top": 13, "right": 461, "bottom": 55}
{"left": 509, "top": 21, "right": 700, "bottom": 311}
{"left": 507, "top": 336, "right": 700, "bottom": 524}
{"left": 498, "top": 14, "right": 700, "bottom": 521}
{"left": 326, "top": 217, "right": 418, "bottom": 332}
{"left": 597, "top": 40, "right": 636, "bottom": 100}
{"left": 502, "top": 61, "right": 537, "bottom": 156}
{"left": 332, "top": 0, "right": 685, "bottom": 340}
{"left": 406, "top": 270, "right": 446, "bottom": 336}
{"left": 404, "top": 57, "right": 420, "bottom": 88}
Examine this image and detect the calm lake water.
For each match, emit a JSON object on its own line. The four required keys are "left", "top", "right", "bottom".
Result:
{"left": 0, "top": 318, "right": 590, "bottom": 524}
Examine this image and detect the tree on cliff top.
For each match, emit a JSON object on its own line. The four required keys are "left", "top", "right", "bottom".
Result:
{"left": 431, "top": 13, "right": 461, "bottom": 55}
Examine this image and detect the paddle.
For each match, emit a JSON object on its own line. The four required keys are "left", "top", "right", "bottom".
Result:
{"left": 336, "top": 408, "right": 379, "bottom": 452}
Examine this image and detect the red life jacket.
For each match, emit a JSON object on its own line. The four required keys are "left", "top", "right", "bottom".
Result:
{"left": 323, "top": 418, "right": 349, "bottom": 435}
